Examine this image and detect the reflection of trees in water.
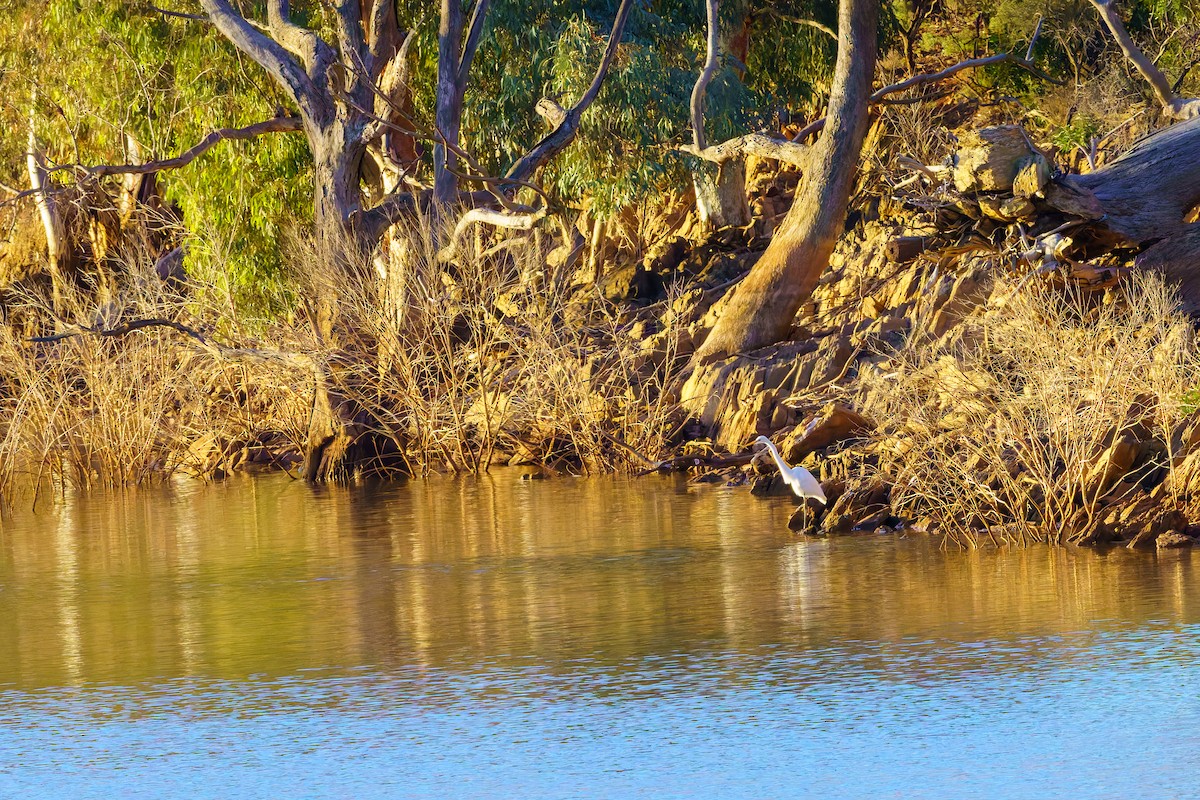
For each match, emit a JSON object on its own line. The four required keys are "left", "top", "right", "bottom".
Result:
{"left": 1, "top": 474, "right": 1197, "bottom": 690}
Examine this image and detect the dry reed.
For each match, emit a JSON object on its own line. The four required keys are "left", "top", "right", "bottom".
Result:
{"left": 857, "top": 272, "right": 1200, "bottom": 546}
{"left": 294, "top": 211, "right": 684, "bottom": 475}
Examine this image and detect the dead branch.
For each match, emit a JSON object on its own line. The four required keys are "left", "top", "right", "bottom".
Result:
{"left": 1089, "top": 0, "right": 1200, "bottom": 120}
{"left": 635, "top": 451, "right": 756, "bottom": 476}
{"left": 791, "top": 39, "right": 1062, "bottom": 142}
{"left": 682, "top": 132, "right": 810, "bottom": 167}
{"left": 763, "top": 9, "right": 837, "bottom": 40}
{"left": 30, "top": 317, "right": 321, "bottom": 375}
{"left": 436, "top": 205, "right": 547, "bottom": 263}
{"left": 49, "top": 116, "right": 304, "bottom": 179}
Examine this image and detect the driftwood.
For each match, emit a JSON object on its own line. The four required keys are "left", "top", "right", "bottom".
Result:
{"left": 635, "top": 452, "right": 755, "bottom": 476}
{"left": 1037, "top": 115, "right": 1200, "bottom": 310}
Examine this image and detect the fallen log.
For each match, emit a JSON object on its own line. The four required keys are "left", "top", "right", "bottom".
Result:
{"left": 1043, "top": 115, "right": 1200, "bottom": 308}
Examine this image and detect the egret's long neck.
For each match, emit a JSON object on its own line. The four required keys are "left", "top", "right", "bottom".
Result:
{"left": 762, "top": 440, "right": 790, "bottom": 474}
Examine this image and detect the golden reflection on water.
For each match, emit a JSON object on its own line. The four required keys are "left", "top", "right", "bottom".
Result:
{"left": 1, "top": 472, "right": 1198, "bottom": 689}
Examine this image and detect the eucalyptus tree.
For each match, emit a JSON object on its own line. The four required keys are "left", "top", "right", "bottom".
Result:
{"left": 688, "top": 0, "right": 878, "bottom": 363}
{"left": 192, "top": 0, "right": 641, "bottom": 252}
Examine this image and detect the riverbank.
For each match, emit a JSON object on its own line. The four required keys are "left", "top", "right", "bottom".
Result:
{"left": 3, "top": 120, "right": 1200, "bottom": 549}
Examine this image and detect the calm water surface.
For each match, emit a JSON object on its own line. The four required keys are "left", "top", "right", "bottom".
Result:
{"left": 1, "top": 472, "right": 1198, "bottom": 799}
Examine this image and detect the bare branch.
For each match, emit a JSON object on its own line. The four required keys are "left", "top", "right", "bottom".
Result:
{"left": 30, "top": 317, "right": 322, "bottom": 375}
{"left": 265, "top": 0, "right": 337, "bottom": 97}
{"left": 334, "top": 0, "right": 368, "bottom": 63}
{"left": 682, "top": 133, "right": 809, "bottom": 167}
{"left": 791, "top": 47, "right": 1063, "bottom": 142}
{"left": 763, "top": 8, "right": 837, "bottom": 40}
{"left": 690, "top": 0, "right": 720, "bottom": 152}
{"left": 60, "top": 117, "right": 304, "bottom": 178}
{"left": 199, "top": 0, "right": 326, "bottom": 120}
{"left": 505, "top": 0, "right": 635, "bottom": 185}
{"left": 437, "top": 205, "right": 546, "bottom": 263}
{"left": 1089, "top": 0, "right": 1200, "bottom": 120}
{"left": 459, "top": 0, "right": 493, "bottom": 88}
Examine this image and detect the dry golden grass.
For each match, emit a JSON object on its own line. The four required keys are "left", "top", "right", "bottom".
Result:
{"left": 293, "top": 212, "right": 684, "bottom": 475}
{"left": 857, "top": 272, "right": 1200, "bottom": 545}
{"left": 0, "top": 209, "right": 684, "bottom": 501}
{"left": 0, "top": 246, "right": 310, "bottom": 506}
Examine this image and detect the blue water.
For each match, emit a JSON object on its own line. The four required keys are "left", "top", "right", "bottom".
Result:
{"left": 1, "top": 474, "right": 1198, "bottom": 798}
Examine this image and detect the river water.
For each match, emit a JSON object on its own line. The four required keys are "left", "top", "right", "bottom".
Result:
{"left": 1, "top": 472, "right": 1198, "bottom": 798}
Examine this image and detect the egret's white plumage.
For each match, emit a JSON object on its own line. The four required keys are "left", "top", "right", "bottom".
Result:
{"left": 752, "top": 435, "right": 826, "bottom": 505}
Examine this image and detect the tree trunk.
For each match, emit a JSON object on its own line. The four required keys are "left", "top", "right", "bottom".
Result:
{"left": 693, "top": 159, "right": 751, "bottom": 232}
{"left": 691, "top": 0, "right": 878, "bottom": 365}
{"left": 1059, "top": 115, "right": 1200, "bottom": 243}
{"left": 26, "top": 121, "right": 74, "bottom": 314}
{"left": 433, "top": 0, "right": 465, "bottom": 205}
{"left": 311, "top": 121, "right": 367, "bottom": 237}
{"left": 689, "top": 0, "right": 751, "bottom": 233}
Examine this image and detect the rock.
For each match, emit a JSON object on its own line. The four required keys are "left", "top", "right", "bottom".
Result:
{"left": 1082, "top": 434, "right": 1141, "bottom": 503}
{"left": 787, "top": 497, "right": 825, "bottom": 532}
{"left": 750, "top": 473, "right": 779, "bottom": 495}
{"left": 952, "top": 126, "right": 1037, "bottom": 193}
{"left": 679, "top": 341, "right": 820, "bottom": 449}
{"left": 977, "top": 195, "right": 1011, "bottom": 222}
{"left": 598, "top": 262, "right": 660, "bottom": 303}
{"left": 782, "top": 403, "right": 874, "bottom": 462}
{"left": 1155, "top": 531, "right": 1194, "bottom": 549}
{"left": 642, "top": 235, "right": 687, "bottom": 275}
{"left": 1000, "top": 196, "right": 1037, "bottom": 220}
{"left": 820, "top": 479, "right": 889, "bottom": 535}
{"left": 1169, "top": 408, "right": 1200, "bottom": 457}
{"left": 1107, "top": 497, "right": 1187, "bottom": 547}
{"left": 1012, "top": 154, "right": 1051, "bottom": 198}
{"left": 924, "top": 264, "right": 992, "bottom": 339}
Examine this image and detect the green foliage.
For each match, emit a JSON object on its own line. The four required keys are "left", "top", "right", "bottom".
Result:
{"left": 1049, "top": 114, "right": 1101, "bottom": 151}
{"left": 0, "top": 0, "right": 311, "bottom": 316}
{"left": 541, "top": 5, "right": 695, "bottom": 214}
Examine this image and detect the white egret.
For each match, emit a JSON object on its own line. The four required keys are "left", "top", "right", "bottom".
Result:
{"left": 752, "top": 435, "right": 827, "bottom": 505}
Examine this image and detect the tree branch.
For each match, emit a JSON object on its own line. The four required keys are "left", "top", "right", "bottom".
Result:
{"left": 682, "top": 133, "right": 809, "bottom": 167}
{"left": 763, "top": 8, "right": 837, "bottom": 40}
{"left": 790, "top": 46, "right": 1063, "bottom": 142}
{"left": 367, "top": 0, "right": 402, "bottom": 68}
{"left": 59, "top": 116, "right": 304, "bottom": 178}
{"left": 265, "top": 0, "right": 338, "bottom": 97}
{"left": 436, "top": 205, "right": 546, "bottom": 263}
{"left": 199, "top": 0, "right": 325, "bottom": 122}
{"left": 30, "top": 317, "right": 322, "bottom": 375}
{"left": 459, "top": 0, "right": 492, "bottom": 88}
{"left": 690, "top": 0, "right": 720, "bottom": 152}
{"left": 1089, "top": 0, "right": 1200, "bottom": 120}
{"left": 505, "top": 0, "right": 635, "bottom": 185}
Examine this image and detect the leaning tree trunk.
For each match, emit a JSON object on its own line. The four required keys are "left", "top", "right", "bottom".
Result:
{"left": 26, "top": 119, "right": 75, "bottom": 315}
{"left": 691, "top": 0, "right": 878, "bottom": 365}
